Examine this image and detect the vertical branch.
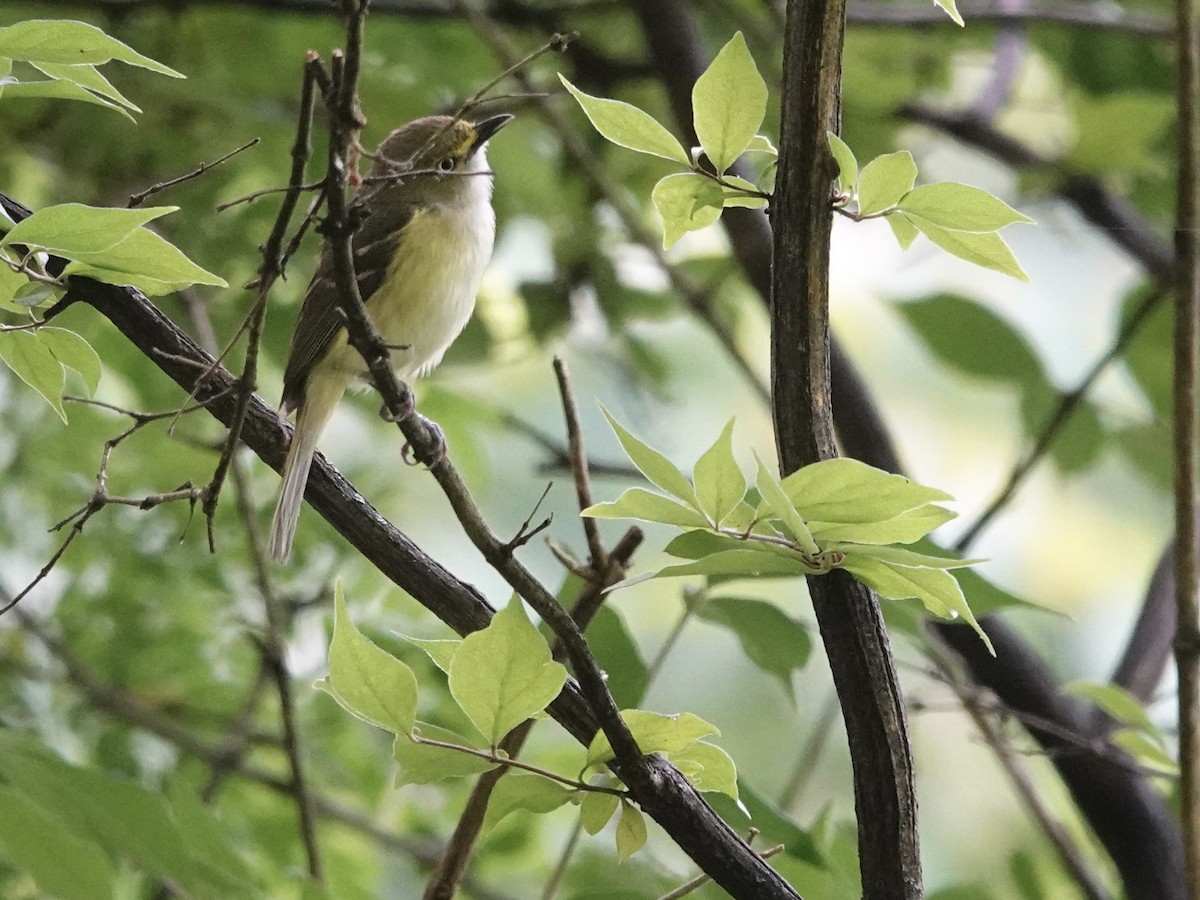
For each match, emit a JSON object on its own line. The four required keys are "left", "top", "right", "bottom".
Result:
{"left": 773, "top": 1, "right": 922, "bottom": 898}
{"left": 1173, "top": 0, "right": 1200, "bottom": 883}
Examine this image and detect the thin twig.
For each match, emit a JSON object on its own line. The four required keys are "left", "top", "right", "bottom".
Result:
{"left": 553, "top": 355, "right": 606, "bottom": 568}
{"left": 128, "top": 137, "right": 260, "bottom": 207}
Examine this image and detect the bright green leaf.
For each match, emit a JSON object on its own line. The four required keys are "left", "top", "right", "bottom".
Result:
{"left": 692, "top": 32, "right": 767, "bottom": 173}
{"left": 1, "top": 203, "right": 176, "bottom": 255}
{"left": 1063, "top": 682, "right": 1156, "bottom": 735}
{"left": 0, "top": 78, "right": 132, "bottom": 119}
{"left": 583, "top": 488, "right": 711, "bottom": 529}
{"left": 587, "top": 710, "right": 719, "bottom": 768}
{"left": 755, "top": 452, "right": 818, "bottom": 554}
{"left": 483, "top": 773, "right": 575, "bottom": 832}
{"left": 0, "top": 20, "right": 184, "bottom": 76}
{"left": 32, "top": 61, "right": 141, "bottom": 111}
{"left": 827, "top": 132, "right": 858, "bottom": 194}
{"left": 39, "top": 327, "right": 101, "bottom": 396}
{"left": 840, "top": 544, "right": 982, "bottom": 569}
{"left": 0, "top": 329, "right": 66, "bottom": 421}
{"left": 599, "top": 406, "right": 700, "bottom": 508}
{"left": 449, "top": 598, "right": 567, "bottom": 745}
{"left": 781, "top": 457, "right": 953, "bottom": 525}
{"left": 1112, "top": 729, "right": 1178, "bottom": 774}
{"left": 580, "top": 790, "right": 621, "bottom": 835}
{"left": 745, "top": 134, "right": 777, "bottom": 155}
{"left": 667, "top": 740, "right": 739, "bottom": 799}
{"left": 888, "top": 211, "right": 921, "bottom": 249}
{"left": 12, "top": 280, "right": 63, "bottom": 308}
{"left": 857, "top": 151, "right": 917, "bottom": 215}
{"left": 559, "top": 75, "right": 689, "bottom": 165}
{"left": 897, "top": 183, "right": 1033, "bottom": 232}
{"left": 719, "top": 175, "right": 768, "bottom": 209}
{"left": 394, "top": 725, "right": 495, "bottom": 788}
{"left": 394, "top": 634, "right": 460, "bottom": 674}
{"left": 650, "top": 549, "right": 816, "bottom": 581}
{"left": 907, "top": 215, "right": 1029, "bottom": 281}
{"left": 61, "top": 227, "right": 228, "bottom": 294}
{"left": 651, "top": 172, "right": 725, "bottom": 249}
{"left": 615, "top": 801, "right": 648, "bottom": 861}
{"left": 934, "top": 0, "right": 965, "bottom": 25}
{"left": 324, "top": 584, "right": 418, "bottom": 734}
{"left": 694, "top": 418, "right": 746, "bottom": 525}
{"left": 0, "top": 785, "right": 115, "bottom": 900}
{"left": 807, "top": 504, "right": 956, "bottom": 545}
{"left": 695, "top": 597, "right": 810, "bottom": 701}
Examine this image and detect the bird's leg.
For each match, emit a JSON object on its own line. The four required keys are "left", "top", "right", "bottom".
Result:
{"left": 402, "top": 414, "right": 447, "bottom": 468}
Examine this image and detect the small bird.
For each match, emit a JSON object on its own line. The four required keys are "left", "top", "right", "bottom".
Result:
{"left": 269, "top": 113, "right": 512, "bottom": 562}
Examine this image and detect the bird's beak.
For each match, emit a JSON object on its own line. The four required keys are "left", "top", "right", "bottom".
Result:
{"left": 471, "top": 113, "right": 514, "bottom": 151}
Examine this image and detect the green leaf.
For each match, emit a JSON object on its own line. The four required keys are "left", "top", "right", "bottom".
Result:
{"left": 1062, "top": 682, "right": 1156, "bottom": 735}
{"left": 394, "top": 633, "right": 460, "bottom": 674}
{"left": 1068, "top": 93, "right": 1174, "bottom": 177}
{"left": 827, "top": 132, "right": 858, "bottom": 194}
{"left": 887, "top": 211, "right": 920, "bottom": 249}
{"left": 1112, "top": 729, "right": 1178, "bottom": 774}
{"left": 897, "top": 183, "right": 1033, "bottom": 232}
{"left": 580, "top": 790, "right": 621, "bottom": 835}
{"left": 587, "top": 710, "right": 719, "bottom": 768}
{"left": 745, "top": 134, "right": 777, "bottom": 156}
{"left": 393, "top": 725, "right": 496, "bottom": 788}
{"left": 651, "top": 173, "right": 725, "bottom": 249}
{"left": 586, "top": 605, "right": 649, "bottom": 708}
{"left": 807, "top": 504, "right": 956, "bottom": 545}
{"left": 782, "top": 457, "right": 951, "bottom": 527}
{"left": 615, "top": 801, "right": 648, "bottom": 861}
{"left": 692, "top": 32, "right": 768, "bottom": 173}
{"left": 719, "top": 175, "right": 768, "bottom": 209}
{"left": 695, "top": 597, "right": 811, "bottom": 701}
{"left": 62, "top": 227, "right": 228, "bottom": 295}
{"left": 755, "top": 452, "right": 818, "bottom": 554}
{"left": 0, "top": 785, "right": 115, "bottom": 900}
{"left": 0, "top": 329, "right": 67, "bottom": 422}
{"left": 843, "top": 555, "right": 993, "bottom": 654}
{"left": 693, "top": 418, "right": 746, "bottom": 525}
{"left": 0, "top": 20, "right": 184, "bottom": 77}
{"left": 933, "top": 0, "right": 965, "bottom": 25}
{"left": 856, "top": 151, "right": 917, "bottom": 215}
{"left": 907, "top": 215, "right": 1029, "bottom": 281}
{"left": 599, "top": 406, "right": 700, "bottom": 508}
{"left": 448, "top": 598, "right": 567, "bottom": 745}
{"left": 324, "top": 584, "right": 418, "bottom": 734}
{"left": 39, "top": 327, "right": 101, "bottom": 396}
{"left": 650, "top": 549, "right": 815, "bottom": 582}
{"left": 707, "top": 782, "right": 825, "bottom": 866}
{"left": 32, "top": 61, "right": 141, "bottom": 111}
{"left": 583, "top": 488, "right": 711, "bottom": 529}
{"left": 666, "top": 740, "right": 738, "bottom": 799}
{"left": 842, "top": 544, "right": 982, "bottom": 570}
{"left": 11, "top": 280, "right": 64, "bottom": 308}
{"left": 483, "top": 773, "right": 575, "bottom": 832}
{"left": 0, "top": 78, "right": 132, "bottom": 118}
{"left": 1, "top": 203, "right": 177, "bottom": 255}
{"left": 558, "top": 75, "right": 689, "bottom": 165}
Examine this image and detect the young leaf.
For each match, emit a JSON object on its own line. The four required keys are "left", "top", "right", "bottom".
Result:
{"left": 483, "top": 773, "right": 575, "bottom": 832}
{"left": 745, "top": 134, "right": 778, "bottom": 156}
{"left": 580, "top": 790, "right": 621, "bottom": 835}
{"left": 693, "top": 418, "right": 746, "bottom": 525}
{"left": 780, "top": 457, "right": 952, "bottom": 525}
{"left": 599, "top": 406, "right": 700, "bottom": 508}
{"left": 841, "top": 544, "right": 982, "bottom": 570}
{"left": 587, "top": 710, "right": 719, "bottom": 768}
{"left": 691, "top": 32, "right": 768, "bottom": 173}
{"left": 898, "top": 183, "right": 1033, "bottom": 232}
{"left": 615, "top": 801, "right": 648, "bottom": 861}
{"left": 887, "top": 211, "right": 920, "bottom": 250}
{"left": 827, "top": 132, "right": 858, "bottom": 194}
{"left": 393, "top": 634, "right": 460, "bottom": 674}
{"left": 667, "top": 740, "right": 739, "bottom": 800}
{"left": 582, "top": 488, "right": 711, "bottom": 529}
{"left": 0, "top": 79, "right": 133, "bottom": 119}
{"left": 12, "top": 281, "right": 64, "bottom": 308}
{"left": 559, "top": 75, "right": 689, "bottom": 165}
{"left": 907, "top": 216, "right": 1029, "bottom": 282}
{"left": 1112, "top": 729, "right": 1178, "bottom": 774}
{"left": 39, "top": 327, "right": 101, "bottom": 397}
{"left": 32, "top": 62, "right": 141, "bottom": 112}
{"left": 448, "top": 598, "right": 567, "bottom": 746}
{"left": 934, "top": 0, "right": 965, "bottom": 25}
{"left": 0, "top": 329, "right": 66, "bottom": 421}
{"left": 754, "top": 452, "right": 818, "bottom": 554}
{"left": 61, "top": 227, "right": 227, "bottom": 295}
{"left": 843, "top": 555, "right": 993, "bottom": 654}
{"left": 0, "top": 203, "right": 177, "bottom": 255}
{"left": 806, "top": 504, "right": 956, "bottom": 545}
{"left": 719, "top": 175, "right": 768, "bottom": 209}
{"left": 0, "top": 20, "right": 184, "bottom": 76}
{"left": 1062, "top": 682, "right": 1156, "bottom": 735}
{"left": 651, "top": 172, "right": 725, "bottom": 249}
{"left": 324, "top": 584, "right": 418, "bottom": 734}
{"left": 393, "top": 725, "right": 495, "bottom": 789}
{"left": 652, "top": 549, "right": 816, "bottom": 580}
{"left": 856, "top": 151, "right": 917, "bottom": 216}
{"left": 694, "top": 597, "right": 811, "bottom": 702}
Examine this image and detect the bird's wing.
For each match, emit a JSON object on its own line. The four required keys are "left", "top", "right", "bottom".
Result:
{"left": 280, "top": 192, "right": 424, "bottom": 410}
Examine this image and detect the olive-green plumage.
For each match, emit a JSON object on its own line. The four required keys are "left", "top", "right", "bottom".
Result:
{"left": 269, "top": 113, "right": 511, "bottom": 562}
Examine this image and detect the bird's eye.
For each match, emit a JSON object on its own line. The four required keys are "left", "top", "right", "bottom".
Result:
{"left": 437, "top": 157, "right": 456, "bottom": 172}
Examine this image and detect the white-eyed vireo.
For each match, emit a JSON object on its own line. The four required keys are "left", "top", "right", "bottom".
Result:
{"left": 269, "top": 113, "right": 512, "bottom": 562}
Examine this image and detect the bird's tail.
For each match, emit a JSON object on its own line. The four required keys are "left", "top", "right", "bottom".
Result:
{"left": 269, "top": 379, "right": 343, "bottom": 562}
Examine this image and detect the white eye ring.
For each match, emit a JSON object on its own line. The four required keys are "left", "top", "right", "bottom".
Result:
{"left": 437, "top": 157, "right": 455, "bottom": 172}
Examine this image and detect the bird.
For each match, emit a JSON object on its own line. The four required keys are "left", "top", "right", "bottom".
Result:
{"left": 269, "top": 112, "right": 512, "bottom": 562}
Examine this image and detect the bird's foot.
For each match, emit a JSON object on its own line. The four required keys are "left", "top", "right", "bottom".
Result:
{"left": 402, "top": 417, "right": 447, "bottom": 467}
